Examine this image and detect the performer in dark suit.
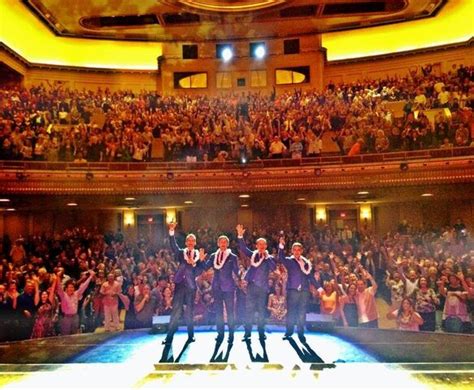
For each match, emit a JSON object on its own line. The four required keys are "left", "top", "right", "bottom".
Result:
{"left": 162, "top": 222, "right": 206, "bottom": 345}
{"left": 278, "top": 236, "right": 320, "bottom": 342}
{"left": 236, "top": 224, "right": 276, "bottom": 342}
{"left": 204, "top": 235, "right": 239, "bottom": 343}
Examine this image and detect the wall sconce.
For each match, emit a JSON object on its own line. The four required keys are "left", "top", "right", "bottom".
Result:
{"left": 360, "top": 205, "right": 372, "bottom": 222}
{"left": 315, "top": 205, "right": 327, "bottom": 224}
{"left": 165, "top": 208, "right": 176, "bottom": 224}
{"left": 123, "top": 210, "right": 135, "bottom": 227}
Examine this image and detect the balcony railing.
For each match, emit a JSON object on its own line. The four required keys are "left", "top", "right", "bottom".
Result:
{"left": 0, "top": 147, "right": 473, "bottom": 172}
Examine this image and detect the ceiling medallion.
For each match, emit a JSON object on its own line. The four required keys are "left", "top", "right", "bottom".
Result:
{"left": 166, "top": 0, "right": 289, "bottom": 13}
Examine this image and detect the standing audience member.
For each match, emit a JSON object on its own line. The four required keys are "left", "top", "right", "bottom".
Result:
{"left": 56, "top": 271, "right": 95, "bottom": 335}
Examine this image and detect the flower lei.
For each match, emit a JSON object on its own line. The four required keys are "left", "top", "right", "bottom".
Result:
{"left": 250, "top": 250, "right": 269, "bottom": 268}
{"left": 184, "top": 248, "right": 200, "bottom": 267}
{"left": 290, "top": 255, "right": 312, "bottom": 275}
{"left": 213, "top": 248, "right": 232, "bottom": 270}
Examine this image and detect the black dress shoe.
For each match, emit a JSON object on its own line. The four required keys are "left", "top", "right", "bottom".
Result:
{"left": 242, "top": 334, "right": 251, "bottom": 342}
{"left": 188, "top": 336, "right": 196, "bottom": 343}
{"left": 258, "top": 333, "right": 267, "bottom": 341}
{"left": 215, "top": 334, "right": 224, "bottom": 342}
{"left": 282, "top": 334, "right": 293, "bottom": 340}
{"left": 162, "top": 339, "right": 172, "bottom": 345}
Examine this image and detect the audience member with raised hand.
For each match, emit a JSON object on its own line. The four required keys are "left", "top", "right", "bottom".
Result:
{"left": 387, "top": 297, "right": 424, "bottom": 331}
{"left": 31, "top": 275, "right": 57, "bottom": 338}
{"left": 56, "top": 269, "right": 95, "bottom": 335}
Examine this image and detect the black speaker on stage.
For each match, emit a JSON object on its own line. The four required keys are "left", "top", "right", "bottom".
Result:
{"left": 151, "top": 315, "right": 170, "bottom": 333}
{"left": 305, "top": 313, "right": 335, "bottom": 331}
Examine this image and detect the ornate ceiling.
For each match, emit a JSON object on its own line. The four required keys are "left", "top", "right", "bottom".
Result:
{"left": 23, "top": 0, "right": 446, "bottom": 42}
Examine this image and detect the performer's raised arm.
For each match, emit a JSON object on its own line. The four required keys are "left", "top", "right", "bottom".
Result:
{"left": 236, "top": 224, "right": 253, "bottom": 257}
{"left": 168, "top": 221, "right": 181, "bottom": 256}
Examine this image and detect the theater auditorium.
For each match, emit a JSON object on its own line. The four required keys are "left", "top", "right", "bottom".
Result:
{"left": 0, "top": 0, "right": 473, "bottom": 388}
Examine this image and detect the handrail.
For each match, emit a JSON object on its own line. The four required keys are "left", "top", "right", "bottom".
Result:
{"left": 0, "top": 147, "right": 473, "bottom": 172}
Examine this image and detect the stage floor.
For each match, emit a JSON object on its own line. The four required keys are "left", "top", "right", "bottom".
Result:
{"left": 0, "top": 327, "right": 473, "bottom": 389}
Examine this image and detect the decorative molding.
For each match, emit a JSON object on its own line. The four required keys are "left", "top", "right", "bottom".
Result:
{"left": 1, "top": 157, "right": 473, "bottom": 195}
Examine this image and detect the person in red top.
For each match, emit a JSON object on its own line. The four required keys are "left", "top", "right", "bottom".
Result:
{"left": 348, "top": 138, "right": 364, "bottom": 156}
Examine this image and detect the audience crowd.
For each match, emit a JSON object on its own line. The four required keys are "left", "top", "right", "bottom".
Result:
{"left": 0, "top": 64, "right": 473, "bottom": 163}
{"left": 0, "top": 218, "right": 472, "bottom": 341}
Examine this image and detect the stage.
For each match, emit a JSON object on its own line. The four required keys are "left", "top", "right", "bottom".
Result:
{"left": 0, "top": 327, "right": 472, "bottom": 389}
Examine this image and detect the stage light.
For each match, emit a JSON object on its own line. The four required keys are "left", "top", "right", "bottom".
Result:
{"left": 357, "top": 191, "right": 369, "bottom": 195}
{"left": 239, "top": 194, "right": 250, "bottom": 198}
{"left": 254, "top": 44, "right": 266, "bottom": 59}
{"left": 421, "top": 193, "right": 434, "bottom": 197}
{"left": 0, "top": 198, "right": 10, "bottom": 202}
{"left": 125, "top": 197, "right": 136, "bottom": 201}
{"left": 240, "top": 156, "right": 247, "bottom": 164}
{"left": 184, "top": 200, "right": 193, "bottom": 204}
{"left": 67, "top": 202, "right": 78, "bottom": 207}
{"left": 297, "top": 197, "right": 306, "bottom": 201}
{"left": 6, "top": 208, "right": 15, "bottom": 211}
{"left": 222, "top": 47, "right": 233, "bottom": 62}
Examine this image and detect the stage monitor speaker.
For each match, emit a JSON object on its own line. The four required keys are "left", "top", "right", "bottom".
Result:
{"left": 151, "top": 315, "right": 170, "bottom": 333}
{"left": 305, "top": 313, "right": 335, "bottom": 331}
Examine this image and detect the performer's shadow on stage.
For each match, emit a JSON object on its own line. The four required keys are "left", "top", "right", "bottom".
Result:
{"left": 244, "top": 338, "right": 269, "bottom": 362}
{"left": 286, "top": 337, "right": 324, "bottom": 364}
{"left": 159, "top": 338, "right": 193, "bottom": 363}
{"left": 210, "top": 338, "right": 233, "bottom": 363}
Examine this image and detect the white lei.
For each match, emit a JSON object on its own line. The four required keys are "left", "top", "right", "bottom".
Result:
{"left": 213, "top": 248, "right": 232, "bottom": 270}
{"left": 250, "top": 250, "right": 269, "bottom": 268}
{"left": 184, "top": 248, "right": 199, "bottom": 267}
{"left": 291, "top": 255, "right": 312, "bottom": 275}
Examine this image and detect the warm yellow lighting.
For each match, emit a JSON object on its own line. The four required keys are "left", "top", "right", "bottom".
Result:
{"left": 67, "top": 202, "right": 78, "bottom": 207}
{"left": 241, "top": 204, "right": 249, "bottom": 208}
{"left": 6, "top": 208, "right": 15, "bottom": 211}
{"left": 165, "top": 209, "right": 176, "bottom": 224}
{"left": 421, "top": 193, "right": 434, "bottom": 197}
{"left": 125, "top": 197, "right": 136, "bottom": 201}
{"left": 239, "top": 194, "right": 250, "bottom": 198}
{"left": 124, "top": 210, "right": 135, "bottom": 227}
{"left": 0, "top": 198, "right": 10, "bottom": 202}
{"left": 358, "top": 191, "right": 369, "bottom": 195}
{"left": 360, "top": 205, "right": 372, "bottom": 221}
{"left": 323, "top": 0, "right": 474, "bottom": 61}
{"left": 181, "top": 1, "right": 286, "bottom": 12}
{"left": 184, "top": 200, "right": 194, "bottom": 205}
{"left": 0, "top": 1, "right": 162, "bottom": 70}
{"left": 316, "top": 205, "right": 327, "bottom": 223}
{"left": 297, "top": 197, "right": 306, "bottom": 201}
